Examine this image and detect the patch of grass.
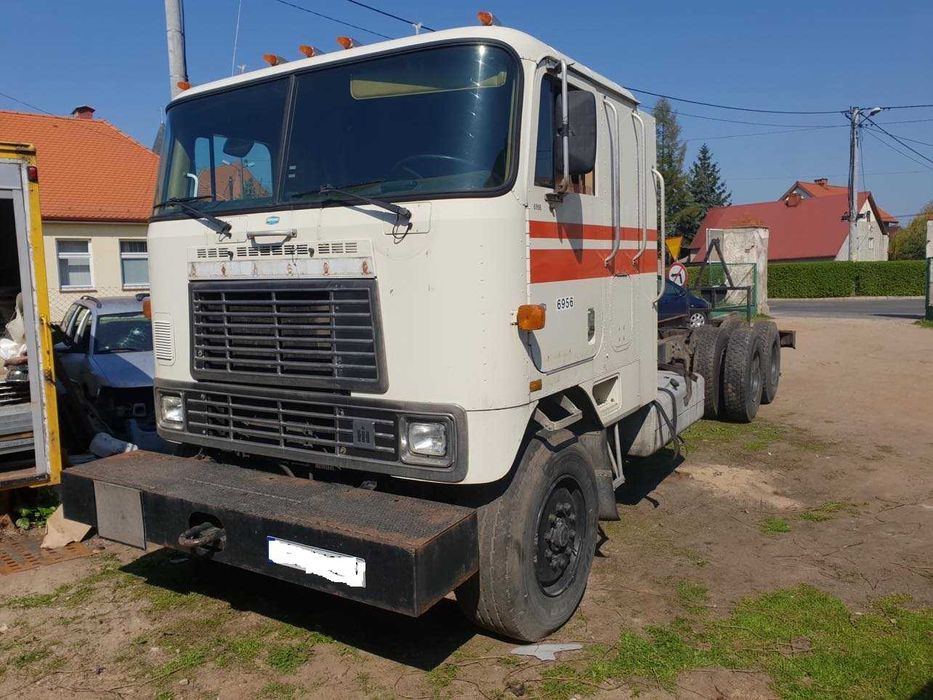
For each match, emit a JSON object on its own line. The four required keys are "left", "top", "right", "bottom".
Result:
{"left": 2, "top": 558, "right": 122, "bottom": 610}
{"left": 266, "top": 643, "right": 311, "bottom": 674}
{"left": 676, "top": 580, "right": 709, "bottom": 612}
{"left": 426, "top": 662, "right": 457, "bottom": 692}
{"left": 683, "top": 419, "right": 785, "bottom": 453}
{"left": 914, "top": 319, "right": 933, "bottom": 329}
{"left": 759, "top": 517, "right": 791, "bottom": 534}
{"left": 537, "top": 585, "right": 933, "bottom": 700}
{"left": 11, "top": 645, "right": 51, "bottom": 669}
{"left": 259, "top": 681, "right": 301, "bottom": 700}
{"left": 798, "top": 501, "right": 857, "bottom": 522}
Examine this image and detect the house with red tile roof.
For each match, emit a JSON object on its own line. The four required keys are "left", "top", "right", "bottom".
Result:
{"left": 0, "top": 107, "right": 159, "bottom": 318}
{"left": 693, "top": 179, "right": 891, "bottom": 262}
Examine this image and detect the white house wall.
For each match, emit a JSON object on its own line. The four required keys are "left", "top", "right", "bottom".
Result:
{"left": 834, "top": 200, "right": 888, "bottom": 262}
{"left": 43, "top": 221, "right": 149, "bottom": 321}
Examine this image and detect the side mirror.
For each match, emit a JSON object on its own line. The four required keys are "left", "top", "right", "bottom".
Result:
{"left": 555, "top": 91, "right": 597, "bottom": 179}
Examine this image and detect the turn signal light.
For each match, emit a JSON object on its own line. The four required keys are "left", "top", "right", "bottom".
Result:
{"left": 477, "top": 10, "right": 499, "bottom": 26}
{"left": 142, "top": 298, "right": 152, "bottom": 320}
{"left": 262, "top": 53, "right": 287, "bottom": 66}
{"left": 516, "top": 304, "right": 546, "bottom": 331}
{"left": 336, "top": 36, "right": 360, "bottom": 49}
{"left": 176, "top": 80, "right": 191, "bottom": 91}
{"left": 529, "top": 379, "right": 543, "bottom": 392}
{"left": 298, "top": 44, "right": 324, "bottom": 58}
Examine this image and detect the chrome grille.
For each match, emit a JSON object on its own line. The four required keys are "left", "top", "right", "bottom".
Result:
{"left": 190, "top": 280, "right": 384, "bottom": 392}
{"left": 182, "top": 388, "right": 398, "bottom": 462}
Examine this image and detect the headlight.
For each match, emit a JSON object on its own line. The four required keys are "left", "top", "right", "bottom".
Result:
{"left": 399, "top": 417, "right": 453, "bottom": 466}
{"left": 406, "top": 421, "right": 447, "bottom": 457}
{"left": 159, "top": 394, "right": 184, "bottom": 428}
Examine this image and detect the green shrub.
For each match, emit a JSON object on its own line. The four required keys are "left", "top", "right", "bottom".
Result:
{"left": 769, "top": 260, "right": 925, "bottom": 298}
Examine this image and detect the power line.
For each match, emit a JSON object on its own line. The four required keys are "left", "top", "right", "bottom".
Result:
{"left": 630, "top": 87, "right": 841, "bottom": 115}
{"left": 640, "top": 101, "right": 842, "bottom": 128}
{"left": 864, "top": 116, "right": 933, "bottom": 166}
{"left": 862, "top": 127, "right": 933, "bottom": 171}
{"left": 0, "top": 90, "right": 53, "bottom": 115}
{"left": 727, "top": 169, "right": 927, "bottom": 182}
{"left": 873, "top": 131, "right": 933, "bottom": 149}
{"left": 685, "top": 125, "right": 845, "bottom": 142}
{"left": 340, "top": 0, "right": 434, "bottom": 32}
{"left": 268, "top": 0, "right": 392, "bottom": 39}
{"left": 880, "top": 104, "right": 933, "bottom": 110}
{"left": 876, "top": 117, "right": 933, "bottom": 125}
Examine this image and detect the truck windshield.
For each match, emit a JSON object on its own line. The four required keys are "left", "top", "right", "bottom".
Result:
{"left": 155, "top": 43, "right": 520, "bottom": 214}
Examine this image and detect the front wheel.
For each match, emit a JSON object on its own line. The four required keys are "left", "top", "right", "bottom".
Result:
{"left": 456, "top": 438, "right": 598, "bottom": 641}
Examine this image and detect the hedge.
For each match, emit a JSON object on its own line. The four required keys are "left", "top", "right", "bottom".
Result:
{"left": 769, "top": 260, "right": 926, "bottom": 298}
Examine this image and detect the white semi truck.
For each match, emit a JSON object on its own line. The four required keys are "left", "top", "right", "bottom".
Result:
{"left": 63, "top": 24, "right": 783, "bottom": 641}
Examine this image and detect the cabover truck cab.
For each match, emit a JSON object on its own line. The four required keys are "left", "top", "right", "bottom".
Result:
{"left": 63, "top": 27, "right": 727, "bottom": 641}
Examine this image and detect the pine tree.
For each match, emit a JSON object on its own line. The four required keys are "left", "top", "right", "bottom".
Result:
{"left": 683, "top": 143, "right": 731, "bottom": 242}
{"left": 652, "top": 99, "right": 692, "bottom": 239}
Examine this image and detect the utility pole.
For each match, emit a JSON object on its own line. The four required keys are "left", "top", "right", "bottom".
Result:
{"left": 164, "top": 0, "right": 189, "bottom": 100}
{"left": 846, "top": 106, "right": 859, "bottom": 261}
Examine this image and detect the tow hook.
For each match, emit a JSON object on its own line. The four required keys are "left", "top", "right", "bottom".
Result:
{"left": 178, "top": 522, "right": 226, "bottom": 552}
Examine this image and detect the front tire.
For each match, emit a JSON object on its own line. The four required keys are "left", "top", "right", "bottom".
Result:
{"left": 456, "top": 438, "right": 598, "bottom": 642}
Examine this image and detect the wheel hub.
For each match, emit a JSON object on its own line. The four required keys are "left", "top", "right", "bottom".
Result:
{"left": 535, "top": 481, "right": 584, "bottom": 595}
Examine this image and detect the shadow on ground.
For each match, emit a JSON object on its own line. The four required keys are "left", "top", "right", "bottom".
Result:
{"left": 121, "top": 549, "right": 479, "bottom": 670}
{"left": 616, "top": 447, "right": 684, "bottom": 507}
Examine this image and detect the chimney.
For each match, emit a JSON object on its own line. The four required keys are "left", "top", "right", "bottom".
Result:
{"left": 814, "top": 177, "right": 828, "bottom": 187}
{"left": 71, "top": 105, "right": 95, "bottom": 120}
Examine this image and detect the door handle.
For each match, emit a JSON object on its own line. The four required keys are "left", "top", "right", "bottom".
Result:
{"left": 246, "top": 229, "right": 297, "bottom": 244}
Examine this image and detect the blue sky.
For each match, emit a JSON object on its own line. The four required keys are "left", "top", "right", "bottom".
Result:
{"left": 2, "top": 0, "right": 931, "bottom": 221}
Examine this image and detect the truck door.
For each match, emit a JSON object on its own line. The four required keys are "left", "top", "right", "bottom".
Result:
{"left": 0, "top": 153, "right": 60, "bottom": 488}
{"left": 526, "top": 73, "right": 610, "bottom": 373}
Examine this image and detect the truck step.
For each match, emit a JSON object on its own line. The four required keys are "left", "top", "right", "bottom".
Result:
{"left": 62, "top": 452, "right": 477, "bottom": 617}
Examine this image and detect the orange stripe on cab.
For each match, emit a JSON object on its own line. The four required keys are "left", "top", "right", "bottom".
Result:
{"left": 530, "top": 248, "right": 658, "bottom": 283}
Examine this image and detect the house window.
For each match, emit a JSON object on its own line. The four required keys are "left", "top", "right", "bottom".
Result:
{"left": 56, "top": 239, "right": 92, "bottom": 289}
{"left": 119, "top": 240, "right": 149, "bottom": 288}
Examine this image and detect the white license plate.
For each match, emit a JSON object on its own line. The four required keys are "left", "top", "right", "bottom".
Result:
{"left": 267, "top": 536, "right": 366, "bottom": 588}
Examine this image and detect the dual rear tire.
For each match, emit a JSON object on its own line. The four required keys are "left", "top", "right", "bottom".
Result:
{"left": 690, "top": 320, "right": 781, "bottom": 423}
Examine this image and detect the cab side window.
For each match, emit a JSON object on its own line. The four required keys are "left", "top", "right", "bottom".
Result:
{"left": 534, "top": 77, "right": 595, "bottom": 194}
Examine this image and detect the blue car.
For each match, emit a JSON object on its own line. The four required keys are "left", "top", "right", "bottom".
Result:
{"left": 658, "top": 279, "right": 710, "bottom": 328}
{"left": 56, "top": 295, "right": 155, "bottom": 430}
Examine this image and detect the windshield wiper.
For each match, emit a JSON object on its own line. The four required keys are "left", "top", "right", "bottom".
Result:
{"left": 292, "top": 184, "right": 411, "bottom": 224}
{"left": 154, "top": 197, "right": 233, "bottom": 237}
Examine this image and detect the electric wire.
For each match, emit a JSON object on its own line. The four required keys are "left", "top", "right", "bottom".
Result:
{"left": 862, "top": 127, "right": 933, "bottom": 171}
{"left": 340, "top": 0, "right": 434, "bottom": 32}
{"left": 629, "top": 87, "right": 841, "bottom": 115}
{"left": 0, "top": 90, "right": 53, "bottom": 115}
{"left": 863, "top": 116, "right": 933, "bottom": 166}
{"left": 268, "top": 0, "right": 393, "bottom": 39}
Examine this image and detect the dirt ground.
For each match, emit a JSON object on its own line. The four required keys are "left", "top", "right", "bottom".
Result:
{"left": 0, "top": 316, "right": 930, "bottom": 699}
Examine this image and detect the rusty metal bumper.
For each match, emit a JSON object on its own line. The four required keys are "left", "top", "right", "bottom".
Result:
{"left": 61, "top": 451, "right": 478, "bottom": 616}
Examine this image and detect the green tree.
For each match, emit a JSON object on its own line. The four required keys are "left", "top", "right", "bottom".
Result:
{"left": 653, "top": 98, "right": 692, "bottom": 239}
{"left": 890, "top": 201, "right": 932, "bottom": 260}
{"left": 684, "top": 143, "right": 731, "bottom": 239}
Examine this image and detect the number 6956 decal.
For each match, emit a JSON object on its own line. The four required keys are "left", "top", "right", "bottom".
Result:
{"left": 555, "top": 296, "right": 574, "bottom": 311}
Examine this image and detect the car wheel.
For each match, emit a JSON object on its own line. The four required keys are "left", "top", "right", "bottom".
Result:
{"left": 688, "top": 311, "right": 708, "bottom": 328}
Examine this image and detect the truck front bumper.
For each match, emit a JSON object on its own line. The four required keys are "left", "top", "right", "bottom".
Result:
{"left": 62, "top": 451, "right": 478, "bottom": 616}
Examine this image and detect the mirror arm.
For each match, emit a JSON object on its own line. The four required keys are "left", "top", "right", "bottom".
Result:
{"left": 556, "top": 60, "right": 570, "bottom": 196}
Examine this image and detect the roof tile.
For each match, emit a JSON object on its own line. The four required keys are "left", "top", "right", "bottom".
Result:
{"left": 0, "top": 110, "right": 158, "bottom": 222}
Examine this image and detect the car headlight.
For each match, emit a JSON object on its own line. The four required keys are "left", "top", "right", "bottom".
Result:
{"left": 159, "top": 394, "right": 184, "bottom": 428}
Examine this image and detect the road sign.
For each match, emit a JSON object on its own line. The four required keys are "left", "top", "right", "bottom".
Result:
{"left": 668, "top": 262, "right": 687, "bottom": 286}
{"left": 665, "top": 236, "right": 683, "bottom": 261}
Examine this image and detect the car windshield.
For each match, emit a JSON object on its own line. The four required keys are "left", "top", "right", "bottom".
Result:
{"left": 93, "top": 312, "right": 153, "bottom": 354}
{"left": 154, "top": 43, "right": 520, "bottom": 213}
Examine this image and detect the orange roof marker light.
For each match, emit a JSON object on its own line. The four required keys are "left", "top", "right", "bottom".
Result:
{"left": 298, "top": 44, "right": 325, "bottom": 58}
{"left": 262, "top": 54, "right": 288, "bottom": 66}
{"left": 176, "top": 80, "right": 191, "bottom": 91}
{"left": 336, "top": 36, "right": 361, "bottom": 50}
{"left": 477, "top": 10, "right": 500, "bottom": 26}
